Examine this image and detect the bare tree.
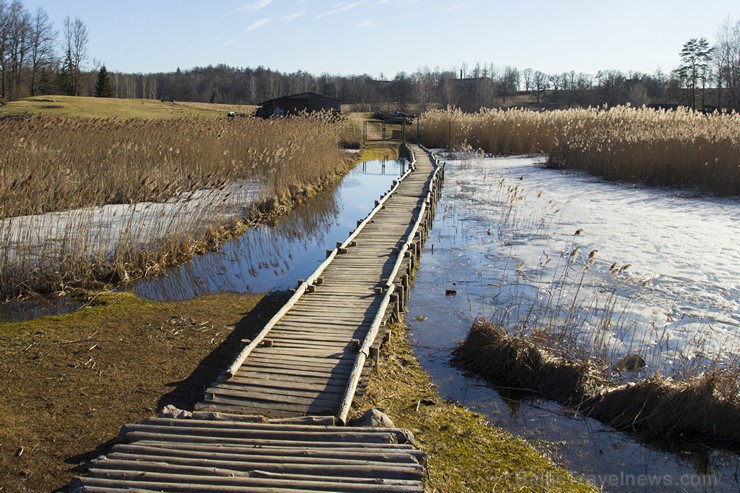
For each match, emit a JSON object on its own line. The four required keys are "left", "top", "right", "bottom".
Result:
{"left": 0, "top": 0, "right": 32, "bottom": 100}
{"left": 62, "top": 16, "right": 88, "bottom": 95}
{"left": 496, "top": 66, "right": 519, "bottom": 104}
{"left": 29, "top": 7, "right": 55, "bottom": 96}
{"left": 714, "top": 17, "right": 740, "bottom": 110}
{"left": 532, "top": 70, "right": 548, "bottom": 103}
{"left": 521, "top": 67, "right": 533, "bottom": 92}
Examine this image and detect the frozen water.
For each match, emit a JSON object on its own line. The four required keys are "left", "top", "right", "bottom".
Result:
{"left": 407, "top": 151, "right": 739, "bottom": 491}
{"left": 425, "top": 152, "right": 738, "bottom": 374}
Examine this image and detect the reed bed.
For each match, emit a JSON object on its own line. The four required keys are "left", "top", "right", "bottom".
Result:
{"left": 442, "top": 149, "right": 739, "bottom": 442}
{"left": 0, "top": 113, "right": 350, "bottom": 299}
{"left": 416, "top": 106, "right": 740, "bottom": 196}
{"left": 454, "top": 319, "right": 740, "bottom": 442}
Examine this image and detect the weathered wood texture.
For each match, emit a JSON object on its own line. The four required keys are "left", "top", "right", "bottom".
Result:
{"left": 208, "top": 144, "right": 443, "bottom": 420}
{"left": 70, "top": 418, "right": 426, "bottom": 492}
{"left": 71, "top": 145, "right": 444, "bottom": 492}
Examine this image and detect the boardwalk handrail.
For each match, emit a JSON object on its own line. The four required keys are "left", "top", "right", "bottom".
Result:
{"left": 225, "top": 156, "right": 416, "bottom": 379}
{"left": 336, "top": 145, "right": 442, "bottom": 424}
{"left": 336, "top": 283, "right": 396, "bottom": 424}
{"left": 340, "top": 165, "right": 413, "bottom": 251}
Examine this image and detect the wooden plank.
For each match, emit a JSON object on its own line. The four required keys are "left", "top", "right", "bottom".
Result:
{"left": 201, "top": 395, "right": 336, "bottom": 415}
{"left": 78, "top": 473, "right": 424, "bottom": 492}
{"left": 236, "top": 360, "right": 351, "bottom": 376}
{"left": 250, "top": 347, "right": 346, "bottom": 359}
{"left": 243, "top": 354, "right": 351, "bottom": 369}
{"left": 112, "top": 443, "right": 424, "bottom": 465}
{"left": 92, "top": 455, "right": 425, "bottom": 480}
{"left": 207, "top": 383, "right": 344, "bottom": 402}
{"left": 228, "top": 366, "right": 351, "bottom": 381}
{"left": 206, "top": 387, "right": 341, "bottom": 407}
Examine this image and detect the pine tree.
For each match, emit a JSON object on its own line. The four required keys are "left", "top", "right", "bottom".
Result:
{"left": 95, "top": 65, "right": 113, "bottom": 98}
{"left": 678, "top": 38, "right": 713, "bottom": 109}
{"left": 56, "top": 50, "right": 76, "bottom": 96}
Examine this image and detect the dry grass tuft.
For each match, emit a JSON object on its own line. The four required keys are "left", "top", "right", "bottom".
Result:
{"left": 454, "top": 319, "right": 740, "bottom": 443}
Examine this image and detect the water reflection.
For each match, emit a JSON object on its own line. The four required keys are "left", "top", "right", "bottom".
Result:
{"left": 406, "top": 154, "right": 739, "bottom": 492}
{"left": 0, "top": 295, "right": 82, "bottom": 323}
{"left": 133, "top": 159, "right": 407, "bottom": 301}
{"left": 0, "top": 159, "right": 407, "bottom": 321}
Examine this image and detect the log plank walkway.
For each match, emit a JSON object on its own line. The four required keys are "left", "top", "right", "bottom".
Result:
{"left": 71, "top": 144, "right": 444, "bottom": 492}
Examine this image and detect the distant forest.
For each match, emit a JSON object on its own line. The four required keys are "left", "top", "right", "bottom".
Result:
{"left": 1, "top": 0, "right": 739, "bottom": 111}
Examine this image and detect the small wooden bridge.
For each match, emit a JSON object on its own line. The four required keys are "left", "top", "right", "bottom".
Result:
{"left": 71, "top": 144, "right": 444, "bottom": 492}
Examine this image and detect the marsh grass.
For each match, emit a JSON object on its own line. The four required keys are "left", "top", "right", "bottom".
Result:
{"left": 414, "top": 106, "right": 740, "bottom": 196}
{"left": 358, "top": 322, "right": 596, "bottom": 492}
{"left": 0, "top": 113, "right": 352, "bottom": 299}
{"left": 444, "top": 151, "right": 740, "bottom": 441}
{"left": 454, "top": 319, "right": 740, "bottom": 442}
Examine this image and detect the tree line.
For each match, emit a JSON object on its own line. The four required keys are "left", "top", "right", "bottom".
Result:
{"left": 2, "top": 0, "right": 739, "bottom": 111}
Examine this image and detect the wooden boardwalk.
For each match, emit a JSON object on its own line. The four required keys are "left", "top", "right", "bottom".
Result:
{"left": 71, "top": 144, "right": 444, "bottom": 492}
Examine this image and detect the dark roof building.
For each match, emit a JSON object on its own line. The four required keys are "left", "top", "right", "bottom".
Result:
{"left": 256, "top": 92, "right": 341, "bottom": 118}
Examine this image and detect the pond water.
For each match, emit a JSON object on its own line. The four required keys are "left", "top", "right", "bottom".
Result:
{"left": 132, "top": 158, "right": 408, "bottom": 301}
{"left": 406, "top": 152, "right": 739, "bottom": 492}
{"left": 0, "top": 159, "right": 407, "bottom": 321}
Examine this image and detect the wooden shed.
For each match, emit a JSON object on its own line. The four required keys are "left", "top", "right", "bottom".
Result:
{"left": 256, "top": 92, "right": 341, "bottom": 118}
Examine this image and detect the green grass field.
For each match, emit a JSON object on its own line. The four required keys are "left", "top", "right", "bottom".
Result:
{"left": 0, "top": 95, "right": 256, "bottom": 119}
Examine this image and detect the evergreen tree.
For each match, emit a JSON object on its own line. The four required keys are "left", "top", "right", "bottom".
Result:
{"left": 57, "top": 50, "right": 76, "bottom": 96}
{"left": 95, "top": 65, "right": 113, "bottom": 97}
{"left": 678, "top": 38, "right": 713, "bottom": 109}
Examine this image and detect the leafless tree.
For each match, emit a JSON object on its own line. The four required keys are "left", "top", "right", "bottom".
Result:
{"left": 29, "top": 7, "right": 56, "bottom": 96}
{"left": 714, "top": 16, "right": 740, "bottom": 110}
{"left": 532, "top": 71, "right": 548, "bottom": 103}
{"left": 62, "top": 16, "right": 88, "bottom": 95}
{"left": 0, "top": 0, "right": 32, "bottom": 100}
{"left": 521, "top": 67, "right": 533, "bottom": 92}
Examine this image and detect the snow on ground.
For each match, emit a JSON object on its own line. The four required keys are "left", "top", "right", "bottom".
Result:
{"left": 0, "top": 180, "right": 261, "bottom": 263}
{"left": 434, "top": 152, "right": 739, "bottom": 373}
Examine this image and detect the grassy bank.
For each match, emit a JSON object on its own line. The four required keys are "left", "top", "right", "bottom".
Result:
{"left": 0, "top": 95, "right": 255, "bottom": 119}
{"left": 356, "top": 321, "right": 596, "bottom": 492}
{"left": 414, "top": 106, "right": 740, "bottom": 196}
{"left": 0, "top": 290, "right": 290, "bottom": 492}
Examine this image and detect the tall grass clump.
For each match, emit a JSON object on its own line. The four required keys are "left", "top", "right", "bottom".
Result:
{"left": 415, "top": 106, "right": 740, "bottom": 196}
{"left": 416, "top": 107, "right": 559, "bottom": 155}
{"left": 454, "top": 319, "right": 740, "bottom": 443}
{"left": 548, "top": 106, "right": 740, "bottom": 196}
{"left": 0, "top": 113, "right": 350, "bottom": 298}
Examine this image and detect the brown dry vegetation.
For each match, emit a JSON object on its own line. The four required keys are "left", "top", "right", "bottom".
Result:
{"left": 0, "top": 290, "right": 288, "bottom": 492}
{"left": 414, "top": 106, "right": 740, "bottom": 195}
{"left": 358, "top": 322, "right": 595, "bottom": 492}
{"left": 0, "top": 114, "right": 347, "bottom": 217}
{"left": 454, "top": 319, "right": 740, "bottom": 443}
{"left": 0, "top": 112, "right": 355, "bottom": 299}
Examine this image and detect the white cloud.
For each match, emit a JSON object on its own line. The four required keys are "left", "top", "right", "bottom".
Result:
{"left": 221, "top": 39, "right": 235, "bottom": 47}
{"left": 281, "top": 10, "right": 306, "bottom": 24}
{"left": 358, "top": 18, "right": 373, "bottom": 28}
{"left": 234, "top": 0, "right": 273, "bottom": 13}
{"left": 316, "top": 2, "right": 364, "bottom": 19}
{"left": 244, "top": 18, "right": 271, "bottom": 33}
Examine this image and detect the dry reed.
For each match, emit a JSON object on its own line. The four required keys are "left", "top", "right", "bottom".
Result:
{"left": 454, "top": 319, "right": 740, "bottom": 442}
{"left": 415, "top": 106, "right": 740, "bottom": 196}
{"left": 0, "top": 113, "right": 351, "bottom": 299}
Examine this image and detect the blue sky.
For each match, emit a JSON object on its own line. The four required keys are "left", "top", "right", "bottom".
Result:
{"left": 24, "top": 0, "right": 739, "bottom": 77}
